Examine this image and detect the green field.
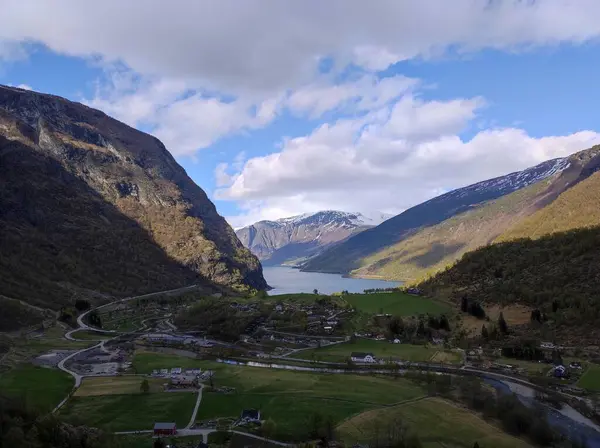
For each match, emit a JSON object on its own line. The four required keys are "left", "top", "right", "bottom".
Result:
{"left": 344, "top": 292, "right": 450, "bottom": 316}
{"left": 290, "top": 339, "right": 460, "bottom": 364}
{"left": 59, "top": 391, "right": 198, "bottom": 431}
{"left": 337, "top": 397, "right": 533, "bottom": 448}
{"left": 0, "top": 364, "right": 74, "bottom": 413}
{"left": 577, "top": 364, "right": 600, "bottom": 391}
{"left": 132, "top": 350, "right": 205, "bottom": 373}
{"left": 115, "top": 434, "right": 203, "bottom": 448}
{"left": 133, "top": 351, "right": 426, "bottom": 441}
{"left": 75, "top": 376, "right": 166, "bottom": 396}
{"left": 69, "top": 330, "right": 112, "bottom": 341}
{"left": 196, "top": 364, "right": 425, "bottom": 441}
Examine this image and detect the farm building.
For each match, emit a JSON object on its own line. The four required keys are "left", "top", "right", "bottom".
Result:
{"left": 241, "top": 409, "right": 261, "bottom": 423}
{"left": 351, "top": 352, "right": 376, "bottom": 363}
{"left": 153, "top": 422, "right": 176, "bottom": 436}
{"left": 170, "top": 375, "right": 198, "bottom": 388}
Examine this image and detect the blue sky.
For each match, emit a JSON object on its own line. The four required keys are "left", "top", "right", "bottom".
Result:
{"left": 1, "top": 1, "right": 600, "bottom": 228}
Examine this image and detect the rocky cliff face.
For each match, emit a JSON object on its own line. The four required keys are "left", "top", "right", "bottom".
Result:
{"left": 0, "top": 85, "right": 266, "bottom": 309}
{"left": 236, "top": 211, "right": 391, "bottom": 266}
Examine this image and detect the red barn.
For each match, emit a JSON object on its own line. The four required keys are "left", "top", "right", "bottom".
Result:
{"left": 153, "top": 422, "right": 177, "bottom": 436}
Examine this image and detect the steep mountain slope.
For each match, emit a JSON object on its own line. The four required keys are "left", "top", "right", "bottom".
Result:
{"left": 236, "top": 211, "right": 391, "bottom": 266}
{"left": 351, "top": 146, "right": 600, "bottom": 281}
{"left": 0, "top": 85, "right": 266, "bottom": 312}
{"left": 302, "top": 158, "right": 569, "bottom": 276}
{"left": 418, "top": 226, "right": 600, "bottom": 345}
{"left": 497, "top": 146, "right": 600, "bottom": 242}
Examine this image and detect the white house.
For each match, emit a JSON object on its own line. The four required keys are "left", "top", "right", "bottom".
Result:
{"left": 553, "top": 365, "right": 567, "bottom": 378}
{"left": 240, "top": 409, "right": 261, "bottom": 423}
{"left": 351, "top": 352, "right": 376, "bottom": 363}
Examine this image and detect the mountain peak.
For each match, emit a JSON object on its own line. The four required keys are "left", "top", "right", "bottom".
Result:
{"left": 236, "top": 210, "right": 392, "bottom": 265}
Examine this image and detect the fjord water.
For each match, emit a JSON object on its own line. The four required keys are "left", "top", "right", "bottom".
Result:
{"left": 264, "top": 266, "right": 401, "bottom": 295}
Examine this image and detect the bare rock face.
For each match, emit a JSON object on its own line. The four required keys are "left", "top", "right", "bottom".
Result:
{"left": 0, "top": 85, "right": 266, "bottom": 309}
{"left": 236, "top": 210, "right": 391, "bottom": 266}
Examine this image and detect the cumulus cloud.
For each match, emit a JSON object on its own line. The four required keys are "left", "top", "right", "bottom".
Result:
{"left": 217, "top": 92, "right": 600, "bottom": 227}
{"left": 288, "top": 75, "right": 419, "bottom": 118}
{"left": 1, "top": 0, "right": 600, "bottom": 93}
{"left": 2, "top": 0, "right": 600, "bottom": 226}
{"left": 85, "top": 66, "right": 283, "bottom": 155}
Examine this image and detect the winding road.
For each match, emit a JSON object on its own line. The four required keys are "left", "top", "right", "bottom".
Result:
{"left": 53, "top": 285, "right": 201, "bottom": 413}
{"left": 50, "top": 284, "right": 600, "bottom": 445}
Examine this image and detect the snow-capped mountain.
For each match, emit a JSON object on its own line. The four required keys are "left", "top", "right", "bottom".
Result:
{"left": 302, "top": 155, "right": 580, "bottom": 275}
{"left": 235, "top": 211, "right": 392, "bottom": 266}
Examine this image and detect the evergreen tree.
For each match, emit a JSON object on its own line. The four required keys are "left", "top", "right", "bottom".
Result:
{"left": 498, "top": 312, "right": 508, "bottom": 334}
{"left": 461, "top": 296, "right": 469, "bottom": 312}
{"left": 481, "top": 324, "right": 489, "bottom": 339}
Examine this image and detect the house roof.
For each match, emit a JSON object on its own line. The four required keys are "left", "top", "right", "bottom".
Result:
{"left": 154, "top": 422, "right": 176, "bottom": 430}
{"left": 241, "top": 409, "right": 260, "bottom": 420}
{"left": 351, "top": 352, "right": 374, "bottom": 358}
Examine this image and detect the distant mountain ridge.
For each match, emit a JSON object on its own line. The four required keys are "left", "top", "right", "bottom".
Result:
{"left": 235, "top": 210, "right": 392, "bottom": 266}
{"left": 301, "top": 153, "right": 594, "bottom": 279}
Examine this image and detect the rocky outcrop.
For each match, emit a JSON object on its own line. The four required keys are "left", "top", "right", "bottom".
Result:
{"left": 0, "top": 84, "right": 266, "bottom": 311}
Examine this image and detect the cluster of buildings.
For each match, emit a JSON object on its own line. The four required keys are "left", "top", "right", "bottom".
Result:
{"left": 150, "top": 367, "right": 213, "bottom": 388}
{"left": 141, "top": 333, "right": 214, "bottom": 347}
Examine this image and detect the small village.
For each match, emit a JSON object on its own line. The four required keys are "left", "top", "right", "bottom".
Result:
{"left": 4, "top": 286, "right": 598, "bottom": 448}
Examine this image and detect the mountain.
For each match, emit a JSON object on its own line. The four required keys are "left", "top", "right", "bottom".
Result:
{"left": 235, "top": 210, "right": 392, "bottom": 266}
{"left": 418, "top": 226, "right": 600, "bottom": 345}
{"left": 301, "top": 154, "right": 587, "bottom": 279}
{"left": 0, "top": 84, "right": 267, "bottom": 314}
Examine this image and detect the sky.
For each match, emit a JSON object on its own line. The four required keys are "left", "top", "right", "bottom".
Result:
{"left": 1, "top": 1, "right": 600, "bottom": 229}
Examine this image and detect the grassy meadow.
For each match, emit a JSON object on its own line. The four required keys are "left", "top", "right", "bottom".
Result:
{"left": 344, "top": 292, "right": 450, "bottom": 316}
{"left": 0, "top": 364, "right": 74, "bottom": 413}
{"left": 337, "top": 397, "right": 533, "bottom": 448}
{"left": 577, "top": 364, "right": 600, "bottom": 391}
{"left": 75, "top": 376, "right": 166, "bottom": 397}
{"left": 290, "top": 339, "right": 461, "bottom": 364}
{"left": 59, "top": 392, "right": 198, "bottom": 431}
{"left": 133, "top": 351, "right": 426, "bottom": 441}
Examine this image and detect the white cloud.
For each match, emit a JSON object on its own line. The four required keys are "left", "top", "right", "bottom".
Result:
{"left": 85, "top": 67, "right": 283, "bottom": 155}
{"left": 6, "top": 83, "right": 32, "bottom": 90}
{"left": 2, "top": 0, "right": 600, "bottom": 228}
{"left": 288, "top": 74, "right": 418, "bottom": 118}
{"left": 217, "top": 91, "right": 600, "bottom": 227}
{"left": 1, "top": 0, "right": 600, "bottom": 93}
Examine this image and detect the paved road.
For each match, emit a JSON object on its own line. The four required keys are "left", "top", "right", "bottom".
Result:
{"left": 52, "top": 341, "right": 104, "bottom": 412}
{"left": 184, "top": 385, "right": 204, "bottom": 430}
{"left": 53, "top": 284, "right": 200, "bottom": 413}
{"left": 76, "top": 284, "right": 199, "bottom": 333}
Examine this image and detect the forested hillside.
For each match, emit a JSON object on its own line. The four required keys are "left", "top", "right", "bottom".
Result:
{"left": 419, "top": 226, "right": 600, "bottom": 344}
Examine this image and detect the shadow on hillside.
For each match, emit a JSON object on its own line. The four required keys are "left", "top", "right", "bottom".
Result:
{"left": 262, "top": 241, "right": 323, "bottom": 266}
{"left": 0, "top": 134, "right": 211, "bottom": 313}
{"left": 406, "top": 243, "right": 466, "bottom": 268}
